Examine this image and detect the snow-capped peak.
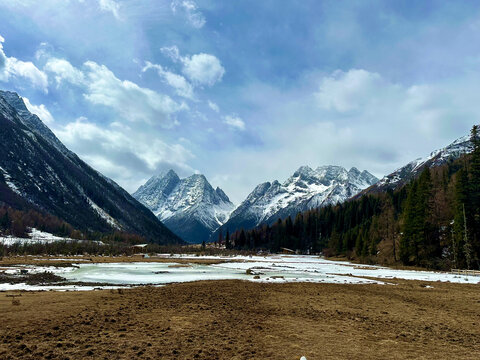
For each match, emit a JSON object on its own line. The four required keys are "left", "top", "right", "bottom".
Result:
{"left": 373, "top": 133, "right": 473, "bottom": 191}
{"left": 219, "top": 165, "right": 378, "bottom": 235}
{"left": 133, "top": 170, "right": 235, "bottom": 243}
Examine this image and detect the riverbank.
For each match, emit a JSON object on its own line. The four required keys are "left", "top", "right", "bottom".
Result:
{"left": 1, "top": 279, "right": 479, "bottom": 359}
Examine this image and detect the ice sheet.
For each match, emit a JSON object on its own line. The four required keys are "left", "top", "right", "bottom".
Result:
{"left": 1, "top": 255, "right": 479, "bottom": 291}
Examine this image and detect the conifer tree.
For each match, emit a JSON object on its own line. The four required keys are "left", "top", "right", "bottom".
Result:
{"left": 401, "top": 181, "right": 419, "bottom": 264}
{"left": 225, "top": 230, "right": 231, "bottom": 249}
{"left": 218, "top": 229, "right": 223, "bottom": 247}
{"left": 468, "top": 125, "right": 480, "bottom": 262}
{"left": 238, "top": 229, "right": 246, "bottom": 249}
{"left": 454, "top": 167, "right": 469, "bottom": 267}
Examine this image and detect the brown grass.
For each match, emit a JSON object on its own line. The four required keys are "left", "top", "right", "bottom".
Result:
{"left": 0, "top": 279, "right": 479, "bottom": 359}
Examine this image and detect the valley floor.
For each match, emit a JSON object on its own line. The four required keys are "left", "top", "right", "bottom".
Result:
{"left": 1, "top": 279, "right": 479, "bottom": 359}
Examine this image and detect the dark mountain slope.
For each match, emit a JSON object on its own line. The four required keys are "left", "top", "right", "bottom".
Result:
{"left": 0, "top": 90, "right": 181, "bottom": 244}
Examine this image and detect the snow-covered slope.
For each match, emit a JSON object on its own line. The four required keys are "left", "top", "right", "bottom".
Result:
{"left": 0, "top": 90, "right": 181, "bottom": 244}
{"left": 217, "top": 165, "right": 378, "bottom": 235}
{"left": 133, "top": 170, "right": 235, "bottom": 243}
{"left": 365, "top": 135, "right": 472, "bottom": 194}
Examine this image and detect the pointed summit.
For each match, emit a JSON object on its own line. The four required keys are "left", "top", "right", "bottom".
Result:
{"left": 216, "top": 164, "right": 378, "bottom": 237}
{"left": 163, "top": 169, "right": 179, "bottom": 178}
{"left": 133, "top": 172, "right": 235, "bottom": 244}
{"left": 0, "top": 90, "right": 68, "bottom": 154}
{"left": 367, "top": 133, "right": 473, "bottom": 193}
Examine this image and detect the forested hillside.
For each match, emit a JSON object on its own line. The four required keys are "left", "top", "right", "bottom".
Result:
{"left": 226, "top": 126, "right": 480, "bottom": 270}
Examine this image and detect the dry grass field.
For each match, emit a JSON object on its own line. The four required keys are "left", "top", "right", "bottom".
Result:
{"left": 1, "top": 278, "right": 479, "bottom": 359}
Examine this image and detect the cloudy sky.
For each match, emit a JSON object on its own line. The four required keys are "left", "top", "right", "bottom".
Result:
{"left": 1, "top": 0, "right": 479, "bottom": 203}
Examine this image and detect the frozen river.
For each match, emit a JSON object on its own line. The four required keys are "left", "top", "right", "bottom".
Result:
{"left": 1, "top": 255, "right": 479, "bottom": 291}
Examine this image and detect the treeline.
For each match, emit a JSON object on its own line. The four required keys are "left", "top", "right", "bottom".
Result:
{"left": 0, "top": 241, "right": 255, "bottom": 258}
{"left": 0, "top": 206, "right": 148, "bottom": 247}
{"left": 226, "top": 126, "right": 480, "bottom": 270}
{"left": 0, "top": 206, "right": 82, "bottom": 239}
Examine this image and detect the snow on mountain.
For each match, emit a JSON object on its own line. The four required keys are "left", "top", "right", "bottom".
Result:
{"left": 0, "top": 91, "right": 70, "bottom": 155}
{"left": 133, "top": 170, "right": 235, "bottom": 243}
{"left": 217, "top": 165, "right": 378, "bottom": 235}
{"left": 0, "top": 90, "right": 181, "bottom": 244}
{"left": 366, "top": 134, "right": 472, "bottom": 193}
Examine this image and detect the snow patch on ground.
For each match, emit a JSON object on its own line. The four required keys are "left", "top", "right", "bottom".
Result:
{"left": 0, "top": 166, "right": 21, "bottom": 195}
{"left": 0, "top": 228, "right": 104, "bottom": 245}
{"left": 86, "top": 197, "right": 121, "bottom": 230}
{"left": 2, "top": 255, "right": 478, "bottom": 291}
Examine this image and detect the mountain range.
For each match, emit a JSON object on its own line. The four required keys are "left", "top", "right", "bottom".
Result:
{"left": 134, "top": 166, "right": 378, "bottom": 243}
{"left": 0, "top": 90, "right": 181, "bottom": 244}
{"left": 133, "top": 170, "right": 234, "bottom": 244}
{"left": 215, "top": 166, "right": 378, "bottom": 238}
{"left": 136, "top": 131, "right": 473, "bottom": 244}
{"left": 1, "top": 88, "right": 474, "bottom": 246}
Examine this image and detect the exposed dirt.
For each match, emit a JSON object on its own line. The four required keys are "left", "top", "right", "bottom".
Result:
{"left": 1, "top": 279, "right": 479, "bottom": 359}
{"left": 0, "top": 271, "right": 65, "bottom": 285}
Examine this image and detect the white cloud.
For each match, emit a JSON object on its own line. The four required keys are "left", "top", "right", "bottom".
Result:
{"left": 160, "top": 45, "right": 181, "bottom": 62}
{"left": 315, "top": 69, "right": 386, "bottom": 113}
{"left": 208, "top": 100, "right": 219, "bottom": 112}
{"left": 171, "top": 0, "right": 206, "bottom": 29}
{"left": 54, "top": 118, "right": 195, "bottom": 192}
{"left": 224, "top": 115, "right": 245, "bottom": 131}
{"left": 98, "top": 0, "right": 121, "bottom": 19}
{"left": 83, "top": 61, "right": 186, "bottom": 126}
{"left": 22, "top": 97, "right": 55, "bottom": 124}
{"left": 0, "top": 35, "right": 48, "bottom": 92}
{"left": 143, "top": 61, "right": 194, "bottom": 99}
{"left": 181, "top": 53, "right": 225, "bottom": 87}
{"left": 160, "top": 46, "right": 225, "bottom": 87}
{"left": 0, "top": 35, "right": 6, "bottom": 70}
{"left": 44, "top": 58, "right": 85, "bottom": 85}
{"left": 6, "top": 58, "right": 49, "bottom": 92}
{"left": 41, "top": 55, "right": 188, "bottom": 126}
{"left": 212, "top": 67, "right": 480, "bottom": 202}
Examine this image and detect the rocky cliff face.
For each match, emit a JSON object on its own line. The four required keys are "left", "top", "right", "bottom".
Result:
{"left": 217, "top": 165, "right": 378, "bottom": 235}
{"left": 133, "top": 170, "right": 234, "bottom": 243}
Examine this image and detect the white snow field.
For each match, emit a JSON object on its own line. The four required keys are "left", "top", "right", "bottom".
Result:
{"left": 1, "top": 255, "right": 479, "bottom": 291}
{"left": 0, "top": 228, "right": 104, "bottom": 246}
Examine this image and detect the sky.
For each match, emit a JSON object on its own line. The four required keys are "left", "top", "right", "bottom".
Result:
{"left": 1, "top": 0, "right": 480, "bottom": 204}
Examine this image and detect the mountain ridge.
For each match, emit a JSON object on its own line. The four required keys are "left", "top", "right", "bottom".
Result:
{"left": 215, "top": 165, "right": 378, "bottom": 237}
{"left": 0, "top": 90, "right": 181, "bottom": 244}
{"left": 133, "top": 170, "right": 234, "bottom": 243}
{"left": 362, "top": 134, "right": 472, "bottom": 195}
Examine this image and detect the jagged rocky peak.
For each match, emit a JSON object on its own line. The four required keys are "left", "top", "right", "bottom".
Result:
{"left": 145, "top": 170, "right": 180, "bottom": 192}
{"left": 288, "top": 165, "right": 377, "bottom": 187}
{"left": 217, "top": 164, "right": 379, "bottom": 237}
{"left": 247, "top": 182, "right": 272, "bottom": 201}
{"left": 292, "top": 165, "right": 316, "bottom": 178}
{"left": 133, "top": 170, "right": 235, "bottom": 244}
{"left": 0, "top": 91, "right": 29, "bottom": 114}
{"left": 0, "top": 90, "right": 68, "bottom": 154}
{"left": 348, "top": 167, "right": 361, "bottom": 177}
{"left": 215, "top": 187, "right": 230, "bottom": 203}
{"left": 315, "top": 165, "right": 349, "bottom": 183}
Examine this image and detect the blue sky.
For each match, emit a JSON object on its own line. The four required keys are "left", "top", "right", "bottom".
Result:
{"left": 1, "top": 0, "right": 480, "bottom": 203}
